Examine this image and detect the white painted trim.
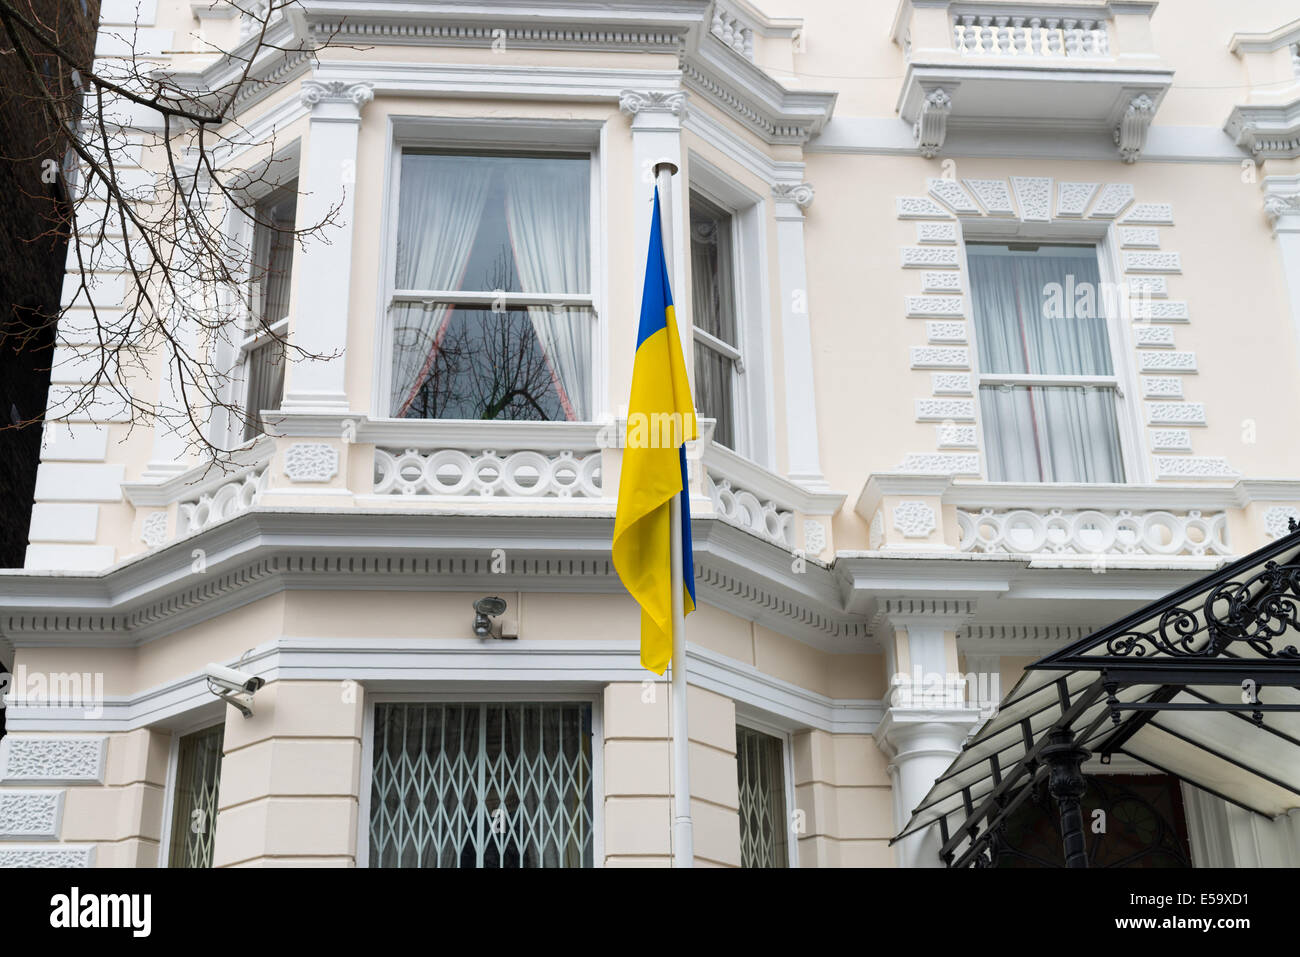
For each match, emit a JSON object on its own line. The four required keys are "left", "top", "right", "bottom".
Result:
{"left": 734, "top": 711, "right": 800, "bottom": 868}
{"left": 356, "top": 690, "right": 604, "bottom": 868}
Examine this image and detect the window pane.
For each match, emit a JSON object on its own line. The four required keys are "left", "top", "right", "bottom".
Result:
{"left": 737, "top": 726, "right": 788, "bottom": 868}
{"left": 243, "top": 338, "right": 285, "bottom": 440}
{"left": 369, "top": 702, "right": 594, "bottom": 868}
{"left": 392, "top": 304, "right": 591, "bottom": 421}
{"left": 168, "top": 724, "right": 224, "bottom": 868}
{"left": 689, "top": 195, "right": 737, "bottom": 346}
{"left": 249, "top": 188, "right": 296, "bottom": 324}
{"left": 980, "top": 385, "right": 1125, "bottom": 483}
{"left": 968, "top": 244, "right": 1112, "bottom": 377}
{"left": 695, "top": 341, "right": 735, "bottom": 450}
{"left": 396, "top": 153, "right": 589, "bottom": 295}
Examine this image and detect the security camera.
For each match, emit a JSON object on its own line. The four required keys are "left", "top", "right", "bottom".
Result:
{"left": 205, "top": 662, "right": 265, "bottom": 718}
{"left": 473, "top": 596, "right": 508, "bottom": 639}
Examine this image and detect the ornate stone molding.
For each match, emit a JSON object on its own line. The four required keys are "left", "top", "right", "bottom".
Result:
{"left": 771, "top": 182, "right": 814, "bottom": 209}
{"left": 1264, "top": 190, "right": 1300, "bottom": 230}
{"left": 0, "top": 845, "right": 94, "bottom": 867}
{"left": 893, "top": 501, "right": 937, "bottom": 539}
{"left": 0, "top": 789, "right": 64, "bottom": 840}
{"left": 0, "top": 736, "right": 107, "bottom": 785}
{"left": 913, "top": 87, "right": 951, "bottom": 159}
{"left": 141, "top": 511, "right": 168, "bottom": 549}
{"left": 1226, "top": 103, "right": 1300, "bottom": 161}
{"left": 618, "top": 89, "right": 687, "bottom": 117}
{"left": 284, "top": 443, "right": 341, "bottom": 483}
{"left": 300, "top": 80, "right": 374, "bottom": 112}
{"left": 1114, "top": 93, "right": 1156, "bottom": 163}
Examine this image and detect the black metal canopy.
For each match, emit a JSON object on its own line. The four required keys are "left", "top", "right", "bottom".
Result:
{"left": 892, "top": 522, "right": 1300, "bottom": 868}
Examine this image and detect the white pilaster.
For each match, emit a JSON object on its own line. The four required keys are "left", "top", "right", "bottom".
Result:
{"left": 771, "top": 182, "right": 826, "bottom": 488}
{"left": 1264, "top": 175, "right": 1300, "bottom": 378}
{"left": 280, "top": 80, "right": 373, "bottom": 413}
{"left": 619, "top": 89, "right": 689, "bottom": 356}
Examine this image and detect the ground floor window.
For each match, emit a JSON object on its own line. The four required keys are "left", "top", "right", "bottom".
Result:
{"left": 369, "top": 701, "right": 594, "bottom": 867}
{"left": 167, "top": 724, "right": 224, "bottom": 868}
{"left": 736, "top": 725, "right": 789, "bottom": 868}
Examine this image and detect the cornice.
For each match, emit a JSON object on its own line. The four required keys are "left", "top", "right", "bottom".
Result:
{"left": 1225, "top": 99, "right": 1300, "bottom": 160}
{"left": 679, "top": 47, "right": 836, "bottom": 145}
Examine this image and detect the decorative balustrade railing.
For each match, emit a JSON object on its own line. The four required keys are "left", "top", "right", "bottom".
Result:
{"left": 704, "top": 469, "right": 794, "bottom": 547}
{"left": 177, "top": 466, "right": 269, "bottom": 537}
{"left": 952, "top": 14, "right": 1110, "bottom": 57}
{"left": 956, "top": 506, "right": 1230, "bottom": 558}
{"left": 373, "top": 447, "right": 603, "bottom": 499}
{"left": 711, "top": 6, "right": 755, "bottom": 59}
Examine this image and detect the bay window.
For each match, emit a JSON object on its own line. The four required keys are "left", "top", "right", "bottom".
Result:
{"left": 968, "top": 243, "right": 1126, "bottom": 483}
{"left": 388, "top": 151, "right": 593, "bottom": 422}
{"left": 368, "top": 702, "right": 595, "bottom": 868}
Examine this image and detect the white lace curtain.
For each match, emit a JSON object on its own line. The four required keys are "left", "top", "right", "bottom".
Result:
{"left": 969, "top": 246, "right": 1124, "bottom": 483}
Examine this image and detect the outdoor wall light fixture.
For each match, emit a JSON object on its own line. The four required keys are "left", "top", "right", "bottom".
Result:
{"left": 473, "top": 596, "right": 510, "bottom": 639}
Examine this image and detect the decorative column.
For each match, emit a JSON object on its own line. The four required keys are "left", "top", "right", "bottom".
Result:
{"left": 619, "top": 89, "right": 689, "bottom": 355}
{"left": 1043, "top": 728, "right": 1091, "bottom": 868}
{"left": 872, "top": 598, "right": 981, "bottom": 868}
{"left": 771, "top": 181, "right": 826, "bottom": 488}
{"left": 279, "top": 80, "right": 373, "bottom": 414}
{"left": 1264, "top": 175, "right": 1300, "bottom": 377}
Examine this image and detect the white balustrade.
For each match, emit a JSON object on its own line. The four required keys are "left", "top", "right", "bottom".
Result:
{"left": 705, "top": 471, "right": 793, "bottom": 546}
{"left": 373, "top": 447, "right": 603, "bottom": 498}
{"left": 952, "top": 14, "right": 1109, "bottom": 57}
{"left": 711, "top": 6, "right": 755, "bottom": 60}
{"left": 956, "top": 506, "right": 1229, "bottom": 557}
{"left": 177, "top": 466, "right": 269, "bottom": 536}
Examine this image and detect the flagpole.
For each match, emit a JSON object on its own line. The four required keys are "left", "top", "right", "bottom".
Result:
{"left": 654, "top": 159, "right": 694, "bottom": 868}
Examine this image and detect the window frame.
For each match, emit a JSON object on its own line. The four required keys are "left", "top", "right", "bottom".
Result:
{"left": 373, "top": 118, "right": 606, "bottom": 424}
{"left": 157, "top": 714, "right": 226, "bottom": 868}
{"left": 734, "top": 712, "right": 799, "bottom": 868}
{"left": 958, "top": 220, "right": 1147, "bottom": 484}
{"left": 356, "top": 690, "right": 605, "bottom": 868}
{"left": 686, "top": 155, "right": 776, "bottom": 468}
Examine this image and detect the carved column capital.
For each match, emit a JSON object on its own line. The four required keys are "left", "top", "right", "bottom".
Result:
{"left": 300, "top": 80, "right": 374, "bottom": 114}
{"left": 772, "top": 181, "right": 815, "bottom": 209}
{"left": 618, "top": 89, "right": 687, "bottom": 117}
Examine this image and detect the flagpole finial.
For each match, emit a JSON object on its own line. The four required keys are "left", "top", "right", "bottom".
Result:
{"left": 653, "top": 160, "right": 679, "bottom": 179}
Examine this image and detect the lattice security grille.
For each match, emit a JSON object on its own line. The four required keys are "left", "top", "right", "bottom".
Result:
{"left": 167, "top": 724, "right": 225, "bottom": 868}
{"left": 369, "top": 702, "right": 594, "bottom": 867}
{"left": 736, "top": 726, "right": 789, "bottom": 868}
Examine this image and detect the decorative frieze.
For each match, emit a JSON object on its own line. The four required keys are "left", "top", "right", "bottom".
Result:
{"left": 1149, "top": 429, "right": 1192, "bottom": 451}
{"left": 922, "top": 271, "right": 963, "bottom": 292}
{"left": 902, "top": 246, "right": 960, "bottom": 268}
{"left": 910, "top": 346, "right": 970, "bottom": 369}
{"left": 899, "top": 452, "right": 980, "bottom": 474}
{"left": 896, "top": 196, "right": 953, "bottom": 219}
{"left": 1139, "top": 351, "right": 1197, "bottom": 373}
{"left": 917, "top": 221, "right": 958, "bottom": 244}
{"left": 1119, "top": 226, "right": 1160, "bottom": 248}
{"left": 964, "top": 178, "right": 1015, "bottom": 216}
{"left": 905, "top": 295, "right": 964, "bottom": 317}
{"left": 0, "top": 790, "right": 64, "bottom": 840}
{"left": 283, "top": 443, "right": 340, "bottom": 483}
{"left": 1055, "top": 181, "right": 1099, "bottom": 218}
{"left": 1088, "top": 183, "right": 1135, "bottom": 219}
{"left": 373, "top": 448, "right": 603, "bottom": 499}
{"left": 1141, "top": 376, "right": 1183, "bottom": 398}
{"left": 0, "top": 737, "right": 107, "bottom": 785}
{"left": 1010, "top": 176, "right": 1052, "bottom": 221}
{"left": 1133, "top": 325, "right": 1175, "bottom": 348}
{"left": 1146, "top": 402, "right": 1206, "bottom": 426}
{"left": 1126, "top": 275, "right": 1167, "bottom": 298}
{"left": 928, "top": 177, "right": 980, "bottom": 214}
{"left": 1152, "top": 456, "right": 1239, "bottom": 479}
{"left": 893, "top": 501, "right": 937, "bottom": 539}
{"left": 926, "top": 320, "right": 967, "bottom": 343}
{"left": 936, "top": 423, "right": 978, "bottom": 448}
{"left": 803, "top": 519, "right": 827, "bottom": 555}
{"left": 1119, "top": 202, "right": 1174, "bottom": 225}
{"left": 915, "top": 398, "right": 975, "bottom": 421}
{"left": 1124, "top": 251, "right": 1181, "bottom": 273}
{"left": 931, "top": 372, "right": 972, "bottom": 395}
{"left": 956, "top": 506, "right": 1229, "bottom": 557}
{"left": 1130, "top": 299, "right": 1188, "bottom": 321}
{"left": 141, "top": 512, "right": 168, "bottom": 548}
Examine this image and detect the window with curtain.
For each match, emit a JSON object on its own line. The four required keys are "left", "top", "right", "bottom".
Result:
{"left": 369, "top": 702, "right": 594, "bottom": 868}
{"left": 167, "top": 723, "right": 224, "bottom": 868}
{"left": 689, "top": 193, "right": 743, "bottom": 451}
{"left": 389, "top": 151, "right": 592, "bottom": 422}
{"left": 968, "top": 243, "right": 1125, "bottom": 483}
{"left": 736, "top": 725, "right": 789, "bottom": 868}
{"left": 239, "top": 185, "right": 296, "bottom": 440}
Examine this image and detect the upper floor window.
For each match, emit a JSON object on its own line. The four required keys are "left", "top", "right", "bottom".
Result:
{"left": 389, "top": 151, "right": 592, "bottom": 422}
{"left": 167, "top": 723, "right": 224, "bottom": 868}
{"left": 368, "top": 702, "right": 595, "bottom": 867}
{"left": 689, "top": 193, "right": 743, "bottom": 451}
{"left": 239, "top": 184, "right": 296, "bottom": 439}
{"left": 968, "top": 243, "right": 1125, "bottom": 483}
{"left": 736, "top": 724, "right": 789, "bottom": 868}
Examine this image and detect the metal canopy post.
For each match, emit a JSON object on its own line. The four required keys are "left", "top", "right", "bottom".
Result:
{"left": 1041, "top": 728, "right": 1091, "bottom": 868}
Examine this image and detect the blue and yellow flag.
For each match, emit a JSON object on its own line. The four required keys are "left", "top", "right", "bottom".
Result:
{"left": 613, "top": 187, "right": 697, "bottom": 674}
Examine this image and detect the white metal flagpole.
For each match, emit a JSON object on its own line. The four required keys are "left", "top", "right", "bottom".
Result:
{"left": 654, "top": 159, "right": 694, "bottom": 868}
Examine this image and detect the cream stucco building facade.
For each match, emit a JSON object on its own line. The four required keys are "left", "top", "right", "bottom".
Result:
{"left": 3, "top": 0, "right": 1300, "bottom": 868}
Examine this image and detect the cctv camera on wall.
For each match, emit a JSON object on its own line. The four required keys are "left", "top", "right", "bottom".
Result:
{"left": 204, "top": 662, "right": 265, "bottom": 717}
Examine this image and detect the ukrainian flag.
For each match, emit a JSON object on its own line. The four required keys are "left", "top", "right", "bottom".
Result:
{"left": 613, "top": 187, "right": 697, "bottom": 674}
